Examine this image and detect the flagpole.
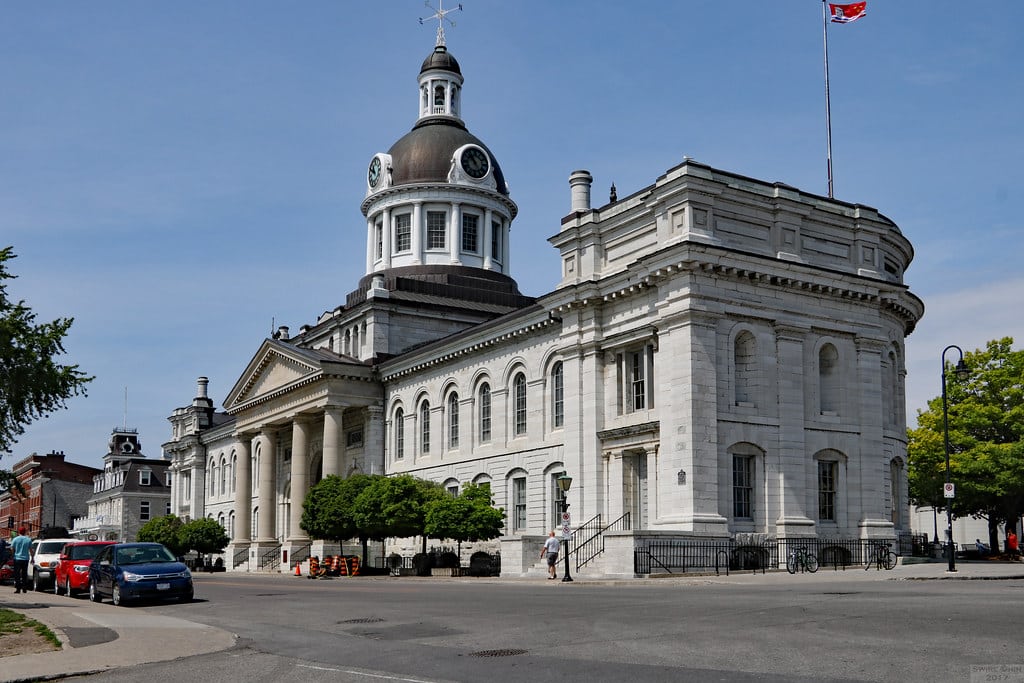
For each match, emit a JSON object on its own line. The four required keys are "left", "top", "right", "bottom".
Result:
{"left": 822, "top": 0, "right": 834, "bottom": 198}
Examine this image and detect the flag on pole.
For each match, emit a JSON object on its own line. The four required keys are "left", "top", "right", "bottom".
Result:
{"left": 829, "top": 2, "right": 867, "bottom": 24}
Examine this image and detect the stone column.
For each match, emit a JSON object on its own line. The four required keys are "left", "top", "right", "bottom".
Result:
{"left": 365, "top": 216, "right": 374, "bottom": 274}
{"left": 483, "top": 209, "right": 494, "bottom": 269}
{"left": 234, "top": 437, "right": 252, "bottom": 544}
{"left": 450, "top": 202, "right": 462, "bottom": 264}
{"left": 289, "top": 417, "right": 311, "bottom": 542}
{"left": 364, "top": 405, "right": 385, "bottom": 476}
{"left": 256, "top": 429, "right": 277, "bottom": 542}
{"left": 774, "top": 324, "right": 815, "bottom": 538}
{"left": 412, "top": 201, "right": 423, "bottom": 265}
{"left": 855, "top": 336, "right": 892, "bottom": 538}
{"left": 381, "top": 208, "right": 392, "bottom": 270}
{"left": 322, "top": 407, "right": 344, "bottom": 478}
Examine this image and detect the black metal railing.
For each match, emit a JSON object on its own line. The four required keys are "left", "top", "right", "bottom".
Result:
{"left": 574, "top": 511, "right": 632, "bottom": 571}
{"left": 259, "top": 545, "right": 282, "bottom": 571}
{"left": 290, "top": 543, "right": 311, "bottom": 569}
{"left": 634, "top": 537, "right": 922, "bottom": 575}
{"left": 569, "top": 513, "right": 602, "bottom": 570}
{"left": 232, "top": 547, "right": 248, "bottom": 569}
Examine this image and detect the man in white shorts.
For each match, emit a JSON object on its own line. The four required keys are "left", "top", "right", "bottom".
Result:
{"left": 541, "top": 530, "right": 560, "bottom": 579}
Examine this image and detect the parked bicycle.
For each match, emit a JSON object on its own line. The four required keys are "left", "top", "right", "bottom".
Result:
{"left": 864, "top": 542, "right": 898, "bottom": 571}
{"left": 786, "top": 546, "right": 819, "bottom": 574}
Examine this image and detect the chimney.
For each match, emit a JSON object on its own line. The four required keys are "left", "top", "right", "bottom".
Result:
{"left": 569, "top": 170, "right": 593, "bottom": 212}
{"left": 277, "top": 326, "right": 290, "bottom": 340}
{"left": 196, "top": 376, "right": 209, "bottom": 399}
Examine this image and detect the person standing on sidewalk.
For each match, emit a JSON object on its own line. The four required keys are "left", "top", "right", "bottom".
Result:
{"left": 11, "top": 527, "right": 31, "bottom": 593}
{"left": 540, "top": 530, "right": 560, "bottom": 580}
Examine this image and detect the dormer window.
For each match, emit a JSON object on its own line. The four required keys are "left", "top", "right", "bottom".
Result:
{"left": 139, "top": 470, "right": 152, "bottom": 486}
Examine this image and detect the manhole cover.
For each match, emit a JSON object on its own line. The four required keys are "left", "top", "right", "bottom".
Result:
{"left": 820, "top": 591, "right": 859, "bottom": 595}
{"left": 469, "top": 648, "right": 528, "bottom": 658}
{"left": 254, "top": 593, "right": 286, "bottom": 597}
{"left": 340, "top": 617, "right": 385, "bottom": 624}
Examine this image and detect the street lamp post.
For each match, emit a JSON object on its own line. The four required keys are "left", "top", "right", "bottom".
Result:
{"left": 941, "top": 345, "right": 970, "bottom": 573}
{"left": 556, "top": 474, "right": 573, "bottom": 582}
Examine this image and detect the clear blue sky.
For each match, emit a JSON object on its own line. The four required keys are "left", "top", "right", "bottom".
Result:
{"left": 3, "top": 2, "right": 1020, "bottom": 469}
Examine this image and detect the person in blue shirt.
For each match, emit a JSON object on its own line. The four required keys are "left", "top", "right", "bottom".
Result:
{"left": 11, "top": 527, "right": 32, "bottom": 594}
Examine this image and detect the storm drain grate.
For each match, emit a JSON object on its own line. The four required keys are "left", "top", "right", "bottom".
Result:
{"left": 469, "top": 648, "right": 528, "bottom": 658}
{"left": 340, "top": 617, "right": 385, "bottom": 624}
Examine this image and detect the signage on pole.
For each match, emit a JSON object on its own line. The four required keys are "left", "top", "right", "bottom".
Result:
{"left": 943, "top": 483, "right": 955, "bottom": 498}
{"left": 561, "top": 511, "right": 571, "bottom": 538}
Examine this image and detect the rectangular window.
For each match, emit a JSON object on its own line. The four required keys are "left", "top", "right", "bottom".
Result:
{"left": 140, "top": 500, "right": 151, "bottom": 521}
{"left": 139, "top": 470, "right": 151, "bottom": 486}
{"left": 375, "top": 220, "right": 383, "bottom": 259}
{"left": 514, "top": 375, "right": 527, "bottom": 436}
{"left": 819, "top": 461, "right": 837, "bottom": 521}
{"left": 617, "top": 345, "right": 654, "bottom": 414}
{"left": 427, "top": 211, "right": 447, "bottom": 249}
{"left": 552, "top": 363, "right": 564, "bottom": 428}
{"left": 479, "top": 387, "right": 491, "bottom": 443}
{"left": 631, "top": 352, "right": 646, "bottom": 410}
{"left": 447, "top": 485, "right": 459, "bottom": 497}
{"left": 346, "top": 430, "right": 363, "bottom": 447}
{"left": 165, "top": 502, "right": 171, "bottom": 516}
{"left": 732, "top": 455, "right": 753, "bottom": 519}
{"left": 513, "top": 477, "right": 527, "bottom": 531}
{"left": 491, "top": 221, "right": 501, "bottom": 260}
{"left": 462, "top": 214, "right": 479, "bottom": 252}
{"left": 395, "top": 411, "right": 405, "bottom": 459}
{"left": 551, "top": 471, "right": 566, "bottom": 529}
{"left": 394, "top": 214, "right": 411, "bottom": 252}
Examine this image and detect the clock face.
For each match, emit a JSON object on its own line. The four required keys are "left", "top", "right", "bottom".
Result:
{"left": 460, "top": 147, "right": 489, "bottom": 179}
{"left": 368, "top": 157, "right": 381, "bottom": 188}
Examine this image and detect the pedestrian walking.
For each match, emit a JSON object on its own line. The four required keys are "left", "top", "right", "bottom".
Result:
{"left": 1008, "top": 531, "right": 1018, "bottom": 559}
{"left": 11, "top": 527, "right": 31, "bottom": 594}
{"left": 540, "top": 530, "right": 560, "bottom": 580}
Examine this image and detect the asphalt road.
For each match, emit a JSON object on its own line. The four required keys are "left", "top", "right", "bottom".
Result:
{"left": 65, "top": 570, "right": 1024, "bottom": 682}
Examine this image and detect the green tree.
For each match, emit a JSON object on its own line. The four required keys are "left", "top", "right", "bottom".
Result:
{"left": 353, "top": 474, "right": 445, "bottom": 554}
{"left": 136, "top": 514, "right": 187, "bottom": 556}
{"left": 908, "top": 338, "right": 1024, "bottom": 551}
{"left": 179, "top": 517, "right": 230, "bottom": 556}
{"left": 0, "top": 247, "right": 93, "bottom": 455}
{"left": 301, "top": 473, "right": 378, "bottom": 563}
{"left": 423, "top": 482, "right": 505, "bottom": 559}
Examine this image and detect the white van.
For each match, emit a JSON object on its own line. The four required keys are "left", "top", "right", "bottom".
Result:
{"left": 29, "top": 538, "right": 77, "bottom": 592}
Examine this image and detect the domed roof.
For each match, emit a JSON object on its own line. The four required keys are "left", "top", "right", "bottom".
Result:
{"left": 420, "top": 45, "right": 461, "bottom": 76}
{"left": 387, "top": 118, "right": 509, "bottom": 196}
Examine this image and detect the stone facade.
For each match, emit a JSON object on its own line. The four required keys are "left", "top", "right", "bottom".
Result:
{"left": 161, "top": 38, "right": 922, "bottom": 577}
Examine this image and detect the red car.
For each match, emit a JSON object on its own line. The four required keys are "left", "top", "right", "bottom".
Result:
{"left": 54, "top": 541, "right": 116, "bottom": 597}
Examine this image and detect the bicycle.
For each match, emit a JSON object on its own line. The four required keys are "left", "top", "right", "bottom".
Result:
{"left": 786, "top": 546, "right": 819, "bottom": 574}
{"left": 864, "top": 542, "right": 898, "bottom": 571}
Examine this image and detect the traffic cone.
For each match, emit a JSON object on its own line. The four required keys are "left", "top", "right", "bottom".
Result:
{"left": 294, "top": 561, "right": 301, "bottom": 576}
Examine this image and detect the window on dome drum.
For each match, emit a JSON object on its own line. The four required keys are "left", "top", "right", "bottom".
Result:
{"left": 448, "top": 392, "right": 459, "bottom": 449}
{"left": 513, "top": 373, "right": 527, "bottom": 436}
{"left": 420, "top": 401, "right": 431, "bottom": 454}
{"left": 552, "top": 362, "right": 564, "bottom": 428}
{"left": 394, "top": 408, "right": 404, "bottom": 459}
{"left": 375, "top": 220, "right": 383, "bottom": 259}
{"left": 732, "top": 455, "right": 753, "bottom": 519}
{"left": 512, "top": 477, "right": 527, "bottom": 531}
{"left": 462, "top": 214, "right": 479, "bottom": 253}
{"left": 140, "top": 500, "right": 151, "bottom": 522}
{"left": 394, "top": 214, "right": 411, "bottom": 253}
{"left": 427, "top": 211, "right": 447, "bottom": 249}
{"left": 491, "top": 221, "right": 501, "bottom": 260}
{"left": 616, "top": 345, "right": 655, "bottom": 414}
{"left": 818, "top": 461, "right": 837, "bottom": 521}
{"left": 479, "top": 383, "right": 491, "bottom": 443}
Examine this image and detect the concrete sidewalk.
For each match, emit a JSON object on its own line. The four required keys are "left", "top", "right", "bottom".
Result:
{"left": 1, "top": 588, "right": 236, "bottom": 682}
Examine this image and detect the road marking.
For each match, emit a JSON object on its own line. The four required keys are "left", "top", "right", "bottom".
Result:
{"left": 296, "top": 663, "right": 437, "bottom": 682}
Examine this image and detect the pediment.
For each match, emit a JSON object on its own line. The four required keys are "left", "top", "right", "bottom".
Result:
{"left": 225, "top": 341, "right": 322, "bottom": 412}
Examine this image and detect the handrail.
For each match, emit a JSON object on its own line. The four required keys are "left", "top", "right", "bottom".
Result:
{"left": 575, "top": 511, "right": 632, "bottom": 571}
{"left": 232, "top": 547, "right": 248, "bottom": 569}
{"left": 259, "top": 545, "right": 282, "bottom": 571}
{"left": 290, "top": 543, "right": 311, "bottom": 568}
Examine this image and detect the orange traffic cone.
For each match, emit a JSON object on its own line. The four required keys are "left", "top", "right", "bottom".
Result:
{"left": 294, "top": 562, "right": 301, "bottom": 576}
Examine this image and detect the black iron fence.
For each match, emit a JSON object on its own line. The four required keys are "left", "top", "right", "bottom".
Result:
{"left": 635, "top": 534, "right": 931, "bottom": 575}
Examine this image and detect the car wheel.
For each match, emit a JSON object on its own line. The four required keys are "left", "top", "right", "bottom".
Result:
{"left": 65, "top": 579, "right": 75, "bottom": 597}
{"left": 179, "top": 591, "right": 194, "bottom": 603}
{"left": 32, "top": 571, "right": 41, "bottom": 592}
{"left": 112, "top": 584, "right": 125, "bottom": 607}
{"left": 89, "top": 582, "right": 101, "bottom": 603}
{"left": 53, "top": 578, "right": 61, "bottom": 594}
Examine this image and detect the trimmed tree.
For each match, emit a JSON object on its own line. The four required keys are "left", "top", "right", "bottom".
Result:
{"left": 136, "top": 514, "right": 187, "bottom": 556}
{"left": 180, "top": 518, "right": 230, "bottom": 556}
{"left": 353, "top": 474, "right": 445, "bottom": 554}
{"left": 301, "top": 473, "right": 378, "bottom": 564}
{"left": 424, "top": 482, "right": 505, "bottom": 560}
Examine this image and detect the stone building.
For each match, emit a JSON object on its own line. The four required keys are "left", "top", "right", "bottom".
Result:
{"left": 162, "top": 35, "right": 922, "bottom": 576}
{"left": 71, "top": 428, "right": 171, "bottom": 542}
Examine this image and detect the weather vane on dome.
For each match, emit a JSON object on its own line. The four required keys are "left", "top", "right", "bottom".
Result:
{"left": 419, "top": 1, "right": 462, "bottom": 47}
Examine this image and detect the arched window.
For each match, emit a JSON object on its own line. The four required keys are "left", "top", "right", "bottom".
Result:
{"left": 394, "top": 407, "right": 405, "bottom": 459}
{"left": 734, "top": 331, "right": 758, "bottom": 406}
{"left": 434, "top": 83, "right": 445, "bottom": 108}
{"left": 231, "top": 452, "right": 237, "bottom": 493}
{"left": 819, "top": 343, "right": 840, "bottom": 414}
{"left": 552, "top": 362, "right": 564, "bottom": 428}
{"left": 448, "top": 392, "right": 460, "bottom": 449}
{"left": 219, "top": 456, "right": 227, "bottom": 496}
{"left": 513, "top": 372, "right": 527, "bottom": 436}
{"left": 420, "top": 400, "right": 431, "bottom": 454}
{"left": 209, "top": 459, "right": 216, "bottom": 497}
{"left": 479, "top": 383, "right": 491, "bottom": 443}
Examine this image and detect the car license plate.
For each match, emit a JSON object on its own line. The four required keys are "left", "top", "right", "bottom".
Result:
{"left": 156, "top": 583, "right": 170, "bottom": 590}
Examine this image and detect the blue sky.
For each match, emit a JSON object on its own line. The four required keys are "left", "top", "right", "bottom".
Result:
{"left": 2, "top": 2, "right": 1020, "bottom": 470}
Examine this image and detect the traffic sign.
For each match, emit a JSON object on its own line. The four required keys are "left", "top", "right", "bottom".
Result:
{"left": 944, "top": 482, "right": 955, "bottom": 498}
